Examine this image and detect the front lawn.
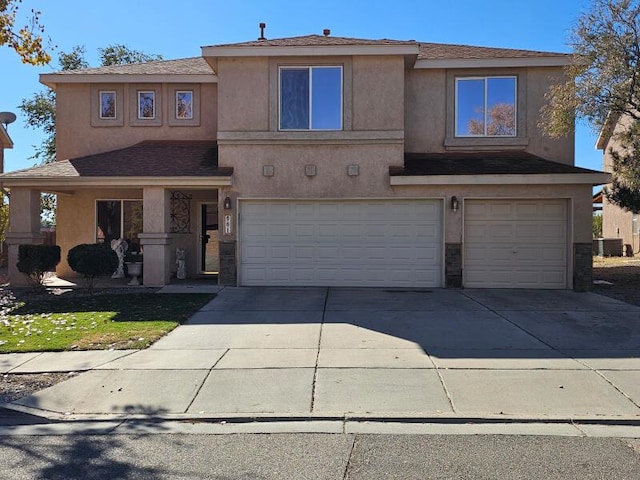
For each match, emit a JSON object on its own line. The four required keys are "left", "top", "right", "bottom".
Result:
{"left": 0, "top": 293, "right": 214, "bottom": 353}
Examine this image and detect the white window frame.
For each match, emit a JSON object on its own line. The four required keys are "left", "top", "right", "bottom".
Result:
{"left": 633, "top": 213, "right": 638, "bottom": 235}
{"left": 278, "top": 65, "right": 343, "bottom": 131}
{"left": 137, "top": 91, "right": 156, "bottom": 120}
{"left": 99, "top": 90, "right": 117, "bottom": 119}
{"left": 454, "top": 76, "right": 517, "bottom": 138}
{"left": 175, "top": 90, "right": 194, "bottom": 120}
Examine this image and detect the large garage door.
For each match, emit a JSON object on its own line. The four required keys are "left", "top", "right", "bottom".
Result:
{"left": 464, "top": 199, "right": 568, "bottom": 289}
{"left": 239, "top": 199, "right": 442, "bottom": 287}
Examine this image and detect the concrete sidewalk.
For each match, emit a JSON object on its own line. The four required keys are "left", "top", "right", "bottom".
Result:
{"left": 3, "top": 287, "right": 640, "bottom": 429}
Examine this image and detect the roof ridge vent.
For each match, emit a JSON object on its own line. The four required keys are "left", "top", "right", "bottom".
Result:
{"left": 258, "top": 22, "right": 266, "bottom": 41}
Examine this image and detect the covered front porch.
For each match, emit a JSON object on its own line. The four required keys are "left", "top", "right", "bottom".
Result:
{"left": 0, "top": 141, "right": 234, "bottom": 287}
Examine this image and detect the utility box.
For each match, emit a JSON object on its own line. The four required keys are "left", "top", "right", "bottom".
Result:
{"left": 593, "top": 238, "right": 623, "bottom": 257}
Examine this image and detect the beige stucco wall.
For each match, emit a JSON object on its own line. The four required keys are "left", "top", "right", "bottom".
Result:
{"left": 217, "top": 57, "right": 270, "bottom": 132}
{"left": 404, "top": 67, "right": 574, "bottom": 164}
{"left": 55, "top": 187, "right": 219, "bottom": 278}
{"left": 404, "top": 69, "right": 446, "bottom": 153}
{"left": 55, "top": 83, "right": 218, "bottom": 160}
{"left": 601, "top": 113, "right": 639, "bottom": 254}
{"left": 56, "top": 188, "right": 142, "bottom": 276}
{"left": 352, "top": 56, "right": 404, "bottom": 131}
{"left": 216, "top": 55, "right": 405, "bottom": 134}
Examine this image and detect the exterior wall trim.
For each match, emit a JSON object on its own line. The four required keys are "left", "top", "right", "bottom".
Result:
{"left": 390, "top": 173, "right": 610, "bottom": 186}
{"left": 41, "top": 74, "right": 217, "bottom": 88}
{"left": 217, "top": 130, "right": 404, "bottom": 145}
{"left": 0, "top": 176, "right": 233, "bottom": 188}
{"left": 203, "top": 44, "right": 419, "bottom": 58}
{"left": 415, "top": 57, "right": 570, "bottom": 69}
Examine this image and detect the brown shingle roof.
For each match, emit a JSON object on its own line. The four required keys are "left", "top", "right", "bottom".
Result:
{"left": 207, "top": 34, "right": 566, "bottom": 58}
{"left": 1, "top": 141, "right": 232, "bottom": 178}
{"left": 50, "top": 37, "right": 567, "bottom": 78}
{"left": 53, "top": 57, "right": 213, "bottom": 76}
{"left": 393, "top": 152, "right": 602, "bottom": 176}
{"left": 417, "top": 42, "right": 568, "bottom": 60}
{"left": 209, "top": 34, "right": 417, "bottom": 48}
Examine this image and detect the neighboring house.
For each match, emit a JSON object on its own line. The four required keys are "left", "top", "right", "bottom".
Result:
{"left": 0, "top": 119, "right": 12, "bottom": 173}
{"left": 0, "top": 32, "right": 608, "bottom": 290}
{"left": 597, "top": 114, "right": 639, "bottom": 255}
{"left": 0, "top": 120, "right": 12, "bottom": 263}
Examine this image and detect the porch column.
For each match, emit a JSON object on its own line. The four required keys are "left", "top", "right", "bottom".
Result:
{"left": 6, "top": 188, "right": 43, "bottom": 286}
{"left": 139, "top": 187, "right": 172, "bottom": 287}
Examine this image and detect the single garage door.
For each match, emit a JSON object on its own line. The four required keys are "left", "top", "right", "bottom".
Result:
{"left": 239, "top": 199, "right": 442, "bottom": 287}
{"left": 464, "top": 199, "right": 568, "bottom": 289}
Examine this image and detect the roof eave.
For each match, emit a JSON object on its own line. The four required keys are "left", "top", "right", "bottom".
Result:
{"left": 40, "top": 73, "right": 217, "bottom": 88}
{"left": 415, "top": 56, "right": 571, "bottom": 69}
{"left": 202, "top": 44, "right": 420, "bottom": 59}
{"left": 0, "top": 125, "right": 13, "bottom": 149}
{"left": 0, "top": 175, "right": 232, "bottom": 188}
{"left": 595, "top": 112, "right": 621, "bottom": 150}
{"left": 389, "top": 172, "right": 611, "bottom": 186}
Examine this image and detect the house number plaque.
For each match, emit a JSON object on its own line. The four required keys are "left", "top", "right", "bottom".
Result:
{"left": 224, "top": 215, "right": 232, "bottom": 235}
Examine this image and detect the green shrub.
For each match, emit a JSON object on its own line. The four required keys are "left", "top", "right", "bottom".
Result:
{"left": 68, "top": 243, "right": 118, "bottom": 293}
{"left": 17, "top": 244, "right": 61, "bottom": 288}
{"left": 593, "top": 214, "right": 603, "bottom": 238}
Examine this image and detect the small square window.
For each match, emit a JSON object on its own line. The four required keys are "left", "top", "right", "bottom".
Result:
{"left": 138, "top": 91, "right": 155, "bottom": 119}
{"left": 279, "top": 66, "right": 342, "bottom": 130}
{"left": 456, "top": 76, "right": 516, "bottom": 137}
{"left": 176, "top": 90, "right": 193, "bottom": 119}
{"left": 99, "top": 91, "right": 116, "bottom": 119}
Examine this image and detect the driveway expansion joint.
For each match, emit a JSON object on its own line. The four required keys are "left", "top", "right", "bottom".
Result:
{"left": 310, "top": 287, "right": 330, "bottom": 413}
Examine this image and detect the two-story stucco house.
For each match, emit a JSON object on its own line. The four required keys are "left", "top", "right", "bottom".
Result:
{"left": 0, "top": 32, "right": 608, "bottom": 290}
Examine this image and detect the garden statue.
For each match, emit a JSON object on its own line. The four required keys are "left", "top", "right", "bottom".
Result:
{"left": 176, "top": 248, "right": 186, "bottom": 280}
{"left": 111, "top": 238, "right": 128, "bottom": 279}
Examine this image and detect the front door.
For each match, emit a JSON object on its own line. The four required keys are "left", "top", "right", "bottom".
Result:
{"left": 200, "top": 203, "right": 219, "bottom": 274}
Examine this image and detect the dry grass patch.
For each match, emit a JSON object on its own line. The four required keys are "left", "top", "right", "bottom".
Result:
{"left": 592, "top": 256, "right": 640, "bottom": 305}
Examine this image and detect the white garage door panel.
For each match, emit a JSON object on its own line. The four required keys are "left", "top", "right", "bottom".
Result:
{"left": 464, "top": 200, "right": 568, "bottom": 289}
{"left": 240, "top": 200, "right": 442, "bottom": 287}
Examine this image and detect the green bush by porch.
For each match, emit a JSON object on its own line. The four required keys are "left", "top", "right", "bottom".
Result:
{"left": 16, "top": 244, "right": 61, "bottom": 287}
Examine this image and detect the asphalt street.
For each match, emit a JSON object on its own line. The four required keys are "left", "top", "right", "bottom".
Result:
{"left": 1, "top": 433, "right": 639, "bottom": 479}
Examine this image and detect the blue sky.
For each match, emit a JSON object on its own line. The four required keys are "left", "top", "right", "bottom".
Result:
{"left": 0, "top": 0, "right": 599, "bottom": 173}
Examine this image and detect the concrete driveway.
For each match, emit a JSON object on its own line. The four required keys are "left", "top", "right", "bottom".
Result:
{"left": 7, "top": 287, "right": 640, "bottom": 421}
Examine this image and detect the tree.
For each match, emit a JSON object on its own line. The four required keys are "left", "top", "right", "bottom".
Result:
{"left": 18, "top": 44, "right": 162, "bottom": 224}
{"left": 540, "top": 0, "right": 640, "bottom": 213}
{"left": 98, "top": 44, "right": 162, "bottom": 66}
{"left": 0, "top": 0, "right": 50, "bottom": 64}
{"left": 19, "top": 45, "right": 88, "bottom": 164}
{"left": 468, "top": 103, "right": 516, "bottom": 136}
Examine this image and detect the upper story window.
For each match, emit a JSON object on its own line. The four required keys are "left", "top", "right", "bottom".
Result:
{"left": 99, "top": 91, "right": 116, "bottom": 119}
{"left": 455, "top": 76, "right": 516, "bottom": 137}
{"left": 279, "top": 66, "right": 342, "bottom": 130}
{"left": 176, "top": 90, "right": 193, "bottom": 119}
{"left": 138, "top": 91, "right": 156, "bottom": 119}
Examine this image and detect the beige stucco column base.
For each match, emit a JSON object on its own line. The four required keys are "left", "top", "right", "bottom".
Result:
{"left": 138, "top": 233, "right": 173, "bottom": 287}
{"left": 6, "top": 232, "right": 44, "bottom": 286}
